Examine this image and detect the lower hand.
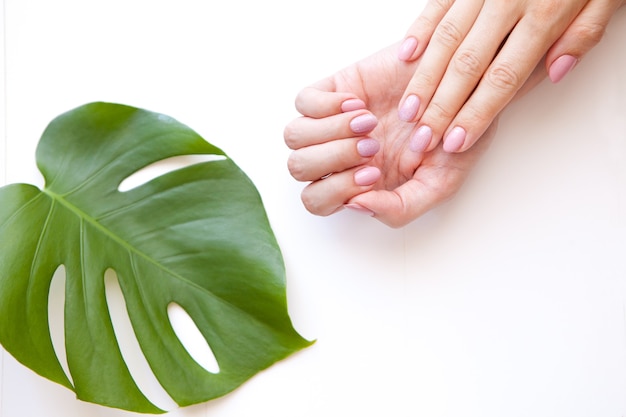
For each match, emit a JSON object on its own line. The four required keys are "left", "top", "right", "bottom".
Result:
{"left": 397, "top": 0, "right": 624, "bottom": 154}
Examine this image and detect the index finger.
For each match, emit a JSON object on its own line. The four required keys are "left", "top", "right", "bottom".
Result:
{"left": 295, "top": 78, "right": 365, "bottom": 118}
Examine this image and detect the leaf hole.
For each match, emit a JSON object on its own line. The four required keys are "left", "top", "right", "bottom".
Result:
{"left": 118, "top": 154, "right": 226, "bottom": 192}
{"left": 104, "top": 269, "right": 178, "bottom": 411}
{"left": 167, "top": 303, "right": 220, "bottom": 374}
{"left": 48, "top": 265, "right": 73, "bottom": 386}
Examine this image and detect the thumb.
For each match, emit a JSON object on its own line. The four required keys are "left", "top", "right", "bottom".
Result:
{"left": 546, "top": 1, "right": 623, "bottom": 83}
{"left": 347, "top": 180, "right": 454, "bottom": 229}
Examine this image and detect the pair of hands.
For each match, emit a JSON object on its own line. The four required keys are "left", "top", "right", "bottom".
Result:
{"left": 285, "top": 0, "right": 623, "bottom": 228}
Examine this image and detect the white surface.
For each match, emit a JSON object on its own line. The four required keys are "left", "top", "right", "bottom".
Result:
{"left": 1, "top": 1, "right": 626, "bottom": 416}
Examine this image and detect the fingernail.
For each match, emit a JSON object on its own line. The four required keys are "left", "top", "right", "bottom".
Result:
{"left": 341, "top": 98, "right": 366, "bottom": 112}
{"left": 354, "top": 166, "right": 380, "bottom": 186}
{"left": 350, "top": 114, "right": 378, "bottom": 134}
{"left": 409, "top": 125, "right": 432, "bottom": 152}
{"left": 549, "top": 54, "right": 578, "bottom": 83}
{"left": 357, "top": 138, "right": 380, "bottom": 157}
{"left": 344, "top": 203, "right": 375, "bottom": 217}
{"left": 398, "top": 37, "right": 418, "bottom": 61}
{"left": 398, "top": 94, "right": 420, "bottom": 122}
{"left": 443, "top": 126, "right": 466, "bottom": 153}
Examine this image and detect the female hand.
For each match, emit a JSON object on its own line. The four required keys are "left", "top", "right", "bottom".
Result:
{"left": 284, "top": 44, "right": 503, "bottom": 228}
{"left": 397, "top": 0, "right": 625, "bottom": 153}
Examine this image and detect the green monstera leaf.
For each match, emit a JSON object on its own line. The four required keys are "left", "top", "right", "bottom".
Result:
{"left": 0, "top": 102, "right": 311, "bottom": 413}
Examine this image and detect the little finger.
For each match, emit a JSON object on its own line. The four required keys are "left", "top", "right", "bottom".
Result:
{"left": 546, "top": 0, "right": 622, "bottom": 83}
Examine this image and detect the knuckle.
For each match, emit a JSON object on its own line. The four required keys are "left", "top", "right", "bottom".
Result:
{"left": 430, "top": 0, "right": 455, "bottom": 13}
{"left": 462, "top": 106, "right": 490, "bottom": 127}
{"left": 530, "top": 0, "right": 568, "bottom": 23}
{"left": 427, "top": 100, "right": 456, "bottom": 121}
{"left": 434, "top": 20, "right": 463, "bottom": 47}
{"left": 485, "top": 61, "right": 521, "bottom": 92}
{"left": 575, "top": 21, "right": 606, "bottom": 45}
{"left": 413, "top": 71, "right": 437, "bottom": 91}
{"left": 528, "top": 1, "right": 583, "bottom": 37}
{"left": 415, "top": 14, "right": 435, "bottom": 31}
{"left": 531, "top": 6, "right": 556, "bottom": 23}
{"left": 454, "top": 49, "right": 484, "bottom": 78}
{"left": 414, "top": 0, "right": 453, "bottom": 32}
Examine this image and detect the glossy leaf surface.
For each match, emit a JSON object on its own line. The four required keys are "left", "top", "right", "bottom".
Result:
{"left": 0, "top": 102, "right": 310, "bottom": 413}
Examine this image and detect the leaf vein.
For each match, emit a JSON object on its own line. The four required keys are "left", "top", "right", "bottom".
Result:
{"left": 43, "top": 189, "right": 215, "bottom": 303}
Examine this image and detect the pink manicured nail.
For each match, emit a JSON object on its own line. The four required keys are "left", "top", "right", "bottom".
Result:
{"left": 357, "top": 138, "right": 380, "bottom": 157}
{"left": 549, "top": 55, "right": 578, "bottom": 83}
{"left": 398, "top": 94, "right": 420, "bottom": 122}
{"left": 354, "top": 166, "right": 381, "bottom": 186}
{"left": 409, "top": 125, "right": 432, "bottom": 152}
{"left": 398, "top": 37, "right": 418, "bottom": 61}
{"left": 341, "top": 98, "right": 367, "bottom": 112}
{"left": 350, "top": 114, "right": 378, "bottom": 134}
{"left": 344, "top": 203, "right": 375, "bottom": 217}
{"left": 443, "top": 127, "right": 466, "bottom": 153}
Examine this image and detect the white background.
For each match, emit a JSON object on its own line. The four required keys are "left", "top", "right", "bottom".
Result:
{"left": 2, "top": 1, "right": 626, "bottom": 416}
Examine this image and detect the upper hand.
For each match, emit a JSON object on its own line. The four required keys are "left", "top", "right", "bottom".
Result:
{"left": 397, "top": 0, "right": 625, "bottom": 154}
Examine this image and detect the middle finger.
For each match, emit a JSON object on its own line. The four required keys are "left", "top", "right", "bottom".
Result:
{"left": 284, "top": 110, "right": 378, "bottom": 150}
{"left": 288, "top": 136, "right": 380, "bottom": 182}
